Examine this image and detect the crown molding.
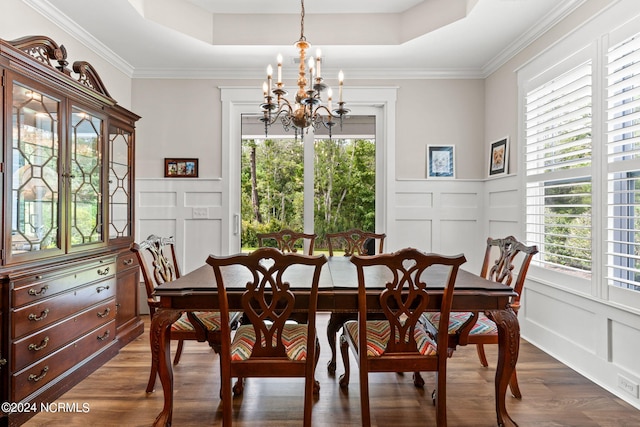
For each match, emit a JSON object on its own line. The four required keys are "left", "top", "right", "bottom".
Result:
{"left": 481, "top": 0, "right": 588, "bottom": 77}
{"left": 23, "top": 0, "right": 135, "bottom": 77}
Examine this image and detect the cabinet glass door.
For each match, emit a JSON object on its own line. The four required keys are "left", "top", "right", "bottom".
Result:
{"left": 108, "top": 126, "right": 132, "bottom": 240}
{"left": 69, "top": 107, "right": 103, "bottom": 247}
{"left": 11, "top": 84, "right": 61, "bottom": 255}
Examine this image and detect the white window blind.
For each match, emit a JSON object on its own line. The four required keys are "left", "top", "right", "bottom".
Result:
{"left": 525, "top": 61, "right": 593, "bottom": 276}
{"left": 606, "top": 32, "right": 640, "bottom": 291}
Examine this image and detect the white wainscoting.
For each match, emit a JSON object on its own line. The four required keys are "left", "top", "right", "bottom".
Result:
{"left": 393, "top": 179, "right": 486, "bottom": 273}
{"left": 135, "top": 178, "right": 224, "bottom": 275}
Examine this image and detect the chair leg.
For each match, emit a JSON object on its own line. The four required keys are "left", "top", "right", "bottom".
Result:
{"left": 359, "top": 358, "right": 371, "bottom": 427}
{"left": 413, "top": 371, "right": 425, "bottom": 388}
{"left": 314, "top": 338, "right": 321, "bottom": 395}
{"left": 221, "top": 377, "right": 233, "bottom": 426}
{"left": 434, "top": 370, "right": 448, "bottom": 427}
{"left": 475, "top": 343, "right": 489, "bottom": 367}
{"left": 338, "top": 333, "right": 350, "bottom": 388}
{"left": 232, "top": 378, "right": 244, "bottom": 396}
{"left": 173, "top": 339, "right": 185, "bottom": 365}
{"left": 509, "top": 368, "right": 522, "bottom": 399}
{"left": 146, "top": 360, "right": 157, "bottom": 393}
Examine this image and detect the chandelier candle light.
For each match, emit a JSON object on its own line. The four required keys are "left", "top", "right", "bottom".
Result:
{"left": 259, "top": 0, "right": 349, "bottom": 137}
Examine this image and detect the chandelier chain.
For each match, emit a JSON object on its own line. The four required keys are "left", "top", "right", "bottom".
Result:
{"left": 300, "top": 0, "right": 306, "bottom": 41}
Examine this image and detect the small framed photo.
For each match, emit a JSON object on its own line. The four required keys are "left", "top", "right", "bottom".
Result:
{"left": 164, "top": 158, "right": 199, "bottom": 178}
{"left": 427, "top": 145, "right": 455, "bottom": 178}
{"left": 489, "top": 137, "right": 509, "bottom": 176}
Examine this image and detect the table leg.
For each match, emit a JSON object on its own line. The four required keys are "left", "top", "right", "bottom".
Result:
{"left": 326, "top": 313, "right": 353, "bottom": 374}
{"left": 151, "top": 308, "right": 182, "bottom": 427}
{"left": 485, "top": 308, "right": 520, "bottom": 427}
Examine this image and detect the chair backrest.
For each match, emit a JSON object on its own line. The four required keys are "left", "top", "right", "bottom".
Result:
{"left": 207, "top": 247, "right": 327, "bottom": 359}
{"left": 326, "top": 229, "right": 386, "bottom": 256}
{"left": 257, "top": 229, "right": 317, "bottom": 255}
{"left": 480, "top": 236, "right": 538, "bottom": 313}
{"left": 130, "top": 235, "right": 181, "bottom": 316}
{"left": 351, "top": 248, "right": 466, "bottom": 356}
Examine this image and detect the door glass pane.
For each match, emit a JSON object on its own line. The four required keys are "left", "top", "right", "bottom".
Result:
{"left": 109, "top": 127, "right": 132, "bottom": 239}
{"left": 70, "top": 107, "right": 103, "bottom": 246}
{"left": 11, "top": 84, "right": 60, "bottom": 255}
{"left": 240, "top": 135, "right": 304, "bottom": 250}
{"left": 240, "top": 114, "right": 376, "bottom": 253}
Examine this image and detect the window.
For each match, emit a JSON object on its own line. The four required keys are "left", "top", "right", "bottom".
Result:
{"left": 606, "top": 32, "right": 640, "bottom": 292}
{"left": 525, "top": 61, "right": 593, "bottom": 278}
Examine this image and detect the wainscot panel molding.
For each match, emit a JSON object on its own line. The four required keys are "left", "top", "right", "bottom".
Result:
{"left": 393, "top": 179, "right": 485, "bottom": 274}
{"left": 135, "top": 178, "right": 224, "bottom": 275}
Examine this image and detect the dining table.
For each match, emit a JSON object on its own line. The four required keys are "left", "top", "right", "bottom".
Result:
{"left": 149, "top": 255, "right": 521, "bottom": 427}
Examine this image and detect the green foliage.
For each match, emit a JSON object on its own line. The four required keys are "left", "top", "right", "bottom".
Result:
{"left": 241, "top": 137, "right": 376, "bottom": 250}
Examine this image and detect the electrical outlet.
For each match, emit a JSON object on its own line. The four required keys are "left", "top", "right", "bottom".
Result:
{"left": 618, "top": 375, "right": 639, "bottom": 398}
{"left": 192, "top": 207, "right": 208, "bottom": 219}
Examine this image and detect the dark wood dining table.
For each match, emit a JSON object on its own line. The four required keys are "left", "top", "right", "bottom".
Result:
{"left": 150, "top": 255, "right": 521, "bottom": 427}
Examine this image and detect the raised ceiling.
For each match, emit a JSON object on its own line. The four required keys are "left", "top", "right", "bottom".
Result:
{"left": 25, "top": 0, "right": 585, "bottom": 79}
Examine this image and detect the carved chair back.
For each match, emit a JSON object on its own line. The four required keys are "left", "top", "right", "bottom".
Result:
{"left": 326, "top": 229, "right": 386, "bottom": 256}
{"left": 257, "top": 229, "right": 317, "bottom": 255}
{"left": 480, "top": 236, "right": 538, "bottom": 313}
{"left": 130, "top": 234, "right": 181, "bottom": 317}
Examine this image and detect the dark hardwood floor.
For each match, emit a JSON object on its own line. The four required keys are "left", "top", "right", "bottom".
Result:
{"left": 25, "top": 314, "right": 640, "bottom": 426}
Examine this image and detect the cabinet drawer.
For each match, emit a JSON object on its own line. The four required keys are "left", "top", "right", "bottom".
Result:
{"left": 12, "top": 260, "right": 116, "bottom": 307}
{"left": 12, "top": 320, "right": 115, "bottom": 402}
{"left": 12, "top": 278, "right": 116, "bottom": 339}
{"left": 116, "top": 251, "right": 138, "bottom": 273}
{"left": 12, "top": 298, "right": 116, "bottom": 372}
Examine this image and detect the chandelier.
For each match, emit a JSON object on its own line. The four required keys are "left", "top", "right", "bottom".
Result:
{"left": 259, "top": 0, "right": 349, "bottom": 137}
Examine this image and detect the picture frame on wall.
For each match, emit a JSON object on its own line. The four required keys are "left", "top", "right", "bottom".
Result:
{"left": 488, "top": 137, "right": 509, "bottom": 176}
{"left": 164, "top": 158, "right": 199, "bottom": 178}
{"left": 427, "top": 145, "right": 455, "bottom": 178}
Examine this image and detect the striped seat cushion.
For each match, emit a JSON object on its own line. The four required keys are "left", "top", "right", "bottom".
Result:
{"left": 230, "top": 323, "right": 310, "bottom": 361}
{"left": 171, "top": 311, "right": 222, "bottom": 332}
{"left": 344, "top": 320, "right": 437, "bottom": 357}
{"left": 422, "top": 312, "right": 497, "bottom": 335}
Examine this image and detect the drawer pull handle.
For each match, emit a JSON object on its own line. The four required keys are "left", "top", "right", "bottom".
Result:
{"left": 96, "top": 285, "right": 110, "bottom": 293}
{"left": 123, "top": 258, "right": 134, "bottom": 266}
{"left": 97, "top": 267, "right": 110, "bottom": 276}
{"left": 28, "top": 285, "right": 49, "bottom": 296}
{"left": 28, "top": 337, "right": 50, "bottom": 352}
{"left": 97, "top": 307, "right": 111, "bottom": 318}
{"left": 97, "top": 330, "right": 111, "bottom": 341}
{"left": 28, "top": 309, "right": 50, "bottom": 322}
{"left": 28, "top": 366, "right": 49, "bottom": 382}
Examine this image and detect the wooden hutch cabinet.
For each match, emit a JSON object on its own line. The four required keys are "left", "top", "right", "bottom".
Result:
{"left": 0, "top": 36, "right": 143, "bottom": 425}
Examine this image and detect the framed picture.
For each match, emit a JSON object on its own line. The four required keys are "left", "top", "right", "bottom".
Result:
{"left": 427, "top": 145, "right": 455, "bottom": 178}
{"left": 164, "top": 158, "right": 199, "bottom": 178}
{"left": 488, "top": 137, "right": 509, "bottom": 176}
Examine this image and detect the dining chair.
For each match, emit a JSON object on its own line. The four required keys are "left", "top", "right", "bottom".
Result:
{"left": 326, "top": 228, "right": 385, "bottom": 256}
{"left": 338, "top": 248, "right": 466, "bottom": 427}
{"left": 421, "top": 235, "right": 538, "bottom": 398}
{"left": 130, "top": 234, "right": 241, "bottom": 393}
{"left": 207, "top": 247, "right": 327, "bottom": 426}
{"left": 325, "top": 229, "right": 386, "bottom": 373}
{"left": 257, "top": 228, "right": 317, "bottom": 255}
